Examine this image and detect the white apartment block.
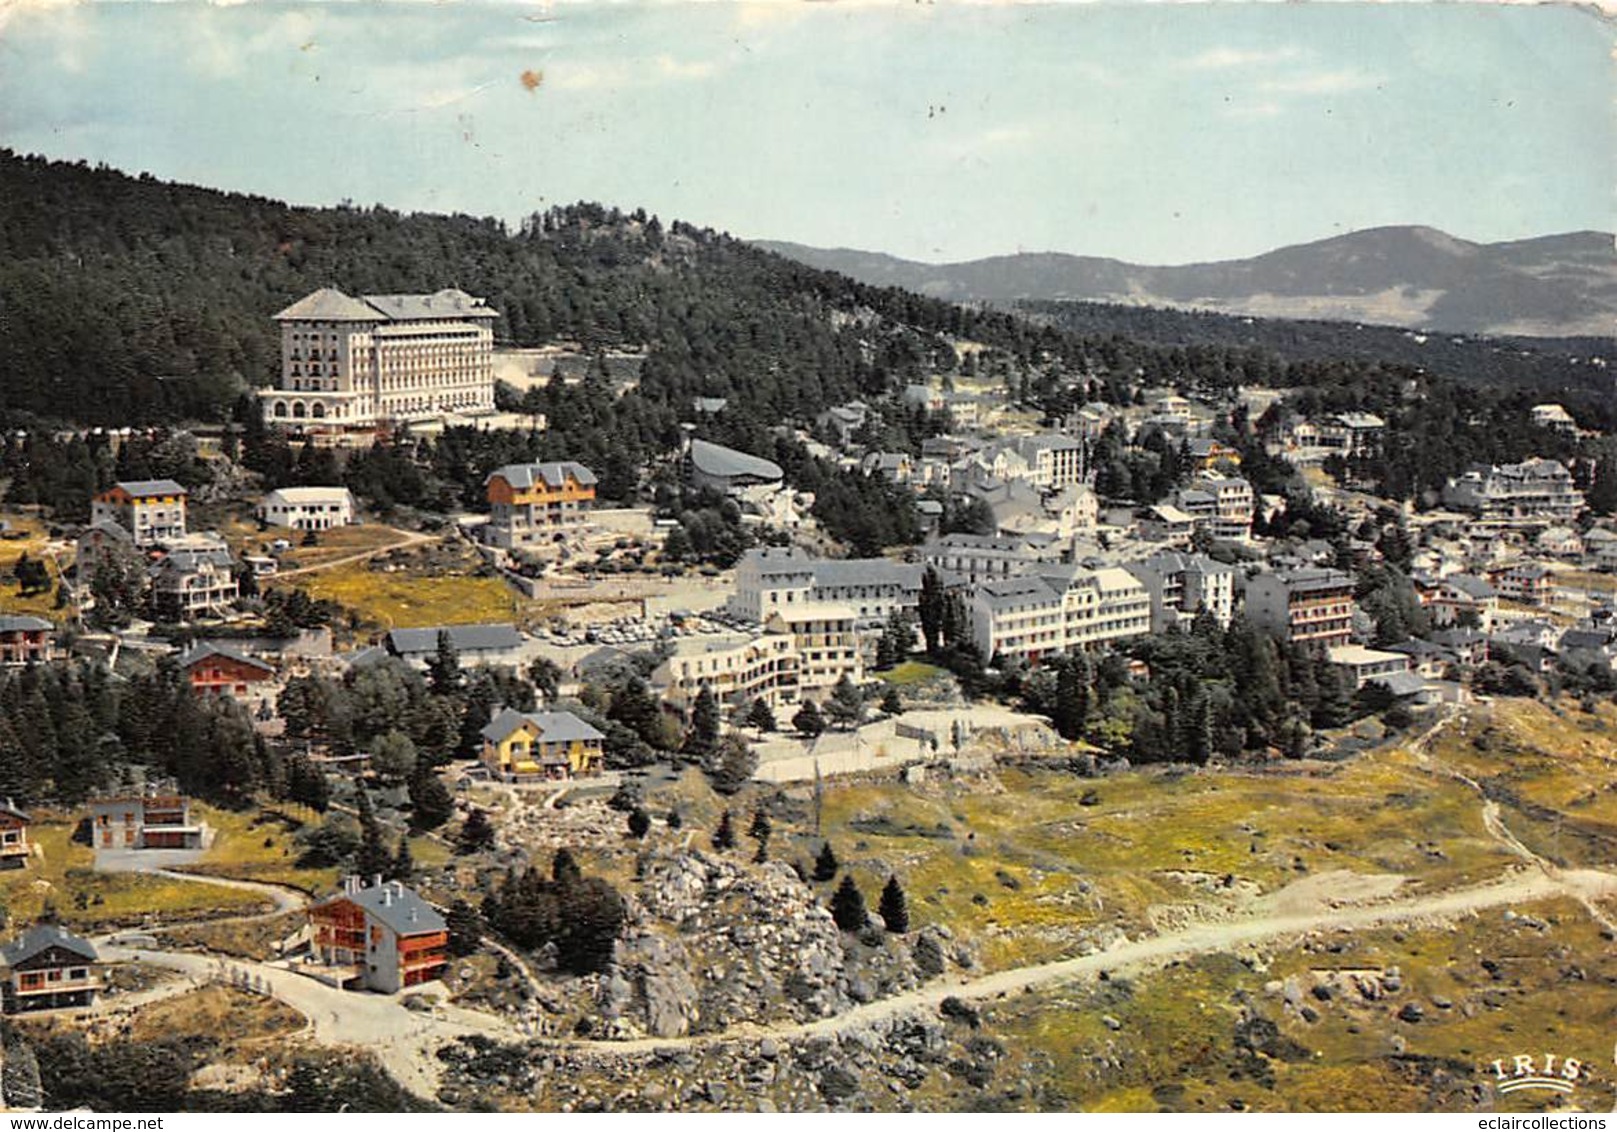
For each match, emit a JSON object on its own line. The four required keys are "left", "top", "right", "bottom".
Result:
{"left": 762, "top": 603, "right": 864, "bottom": 699}
{"left": 257, "top": 487, "right": 356, "bottom": 531}
{"left": 1442, "top": 459, "right": 1585, "bottom": 522}
{"left": 261, "top": 288, "right": 497, "bottom": 430}
{"left": 1009, "top": 434, "right": 1087, "bottom": 489}
{"left": 729, "top": 547, "right": 920, "bottom": 630}
{"left": 1125, "top": 551, "right": 1237, "bottom": 633}
{"left": 91, "top": 480, "right": 188, "bottom": 547}
{"left": 1175, "top": 472, "right": 1255, "bottom": 542}
{"left": 651, "top": 630, "right": 802, "bottom": 715}
{"left": 968, "top": 564, "right": 1150, "bottom": 665}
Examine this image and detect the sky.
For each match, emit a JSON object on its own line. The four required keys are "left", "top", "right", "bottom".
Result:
{"left": 0, "top": 0, "right": 1610, "bottom": 264}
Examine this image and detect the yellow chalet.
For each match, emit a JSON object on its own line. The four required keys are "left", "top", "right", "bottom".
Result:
{"left": 481, "top": 461, "right": 597, "bottom": 550}
{"left": 479, "top": 708, "right": 605, "bottom": 782}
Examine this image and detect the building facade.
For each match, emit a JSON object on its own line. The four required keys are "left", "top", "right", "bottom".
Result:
{"left": 1246, "top": 568, "right": 1357, "bottom": 649}
{"left": 1443, "top": 459, "right": 1585, "bottom": 521}
{"left": 1, "top": 924, "right": 100, "bottom": 1013}
{"left": 1126, "top": 551, "right": 1237, "bottom": 633}
{"left": 729, "top": 548, "right": 920, "bottom": 630}
{"left": 652, "top": 630, "right": 801, "bottom": 716}
{"left": 257, "top": 487, "right": 356, "bottom": 531}
{"left": 762, "top": 604, "right": 864, "bottom": 699}
{"left": 87, "top": 793, "right": 207, "bottom": 850}
{"left": 482, "top": 462, "right": 597, "bottom": 550}
{"left": 0, "top": 801, "right": 30, "bottom": 870}
{"left": 262, "top": 288, "right": 498, "bottom": 430}
{"left": 0, "top": 617, "right": 53, "bottom": 667}
{"left": 179, "top": 643, "right": 278, "bottom": 701}
{"left": 479, "top": 709, "right": 605, "bottom": 781}
{"left": 967, "top": 565, "right": 1151, "bottom": 665}
{"left": 309, "top": 876, "right": 448, "bottom": 993}
{"left": 91, "top": 480, "right": 188, "bottom": 546}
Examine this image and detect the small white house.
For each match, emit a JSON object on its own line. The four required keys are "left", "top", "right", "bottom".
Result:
{"left": 257, "top": 487, "right": 356, "bottom": 532}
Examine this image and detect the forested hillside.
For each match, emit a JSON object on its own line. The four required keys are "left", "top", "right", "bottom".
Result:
{"left": 2, "top": 149, "right": 1613, "bottom": 524}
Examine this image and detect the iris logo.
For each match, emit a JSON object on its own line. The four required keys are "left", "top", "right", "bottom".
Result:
{"left": 1489, "top": 1054, "right": 1584, "bottom": 1095}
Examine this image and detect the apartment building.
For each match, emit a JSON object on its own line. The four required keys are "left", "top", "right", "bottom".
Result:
{"left": 1125, "top": 551, "right": 1237, "bottom": 633}
{"left": 921, "top": 532, "right": 1066, "bottom": 586}
{"left": 148, "top": 537, "right": 238, "bottom": 622}
{"left": 91, "top": 480, "right": 187, "bottom": 546}
{"left": 762, "top": 603, "right": 864, "bottom": 699}
{"left": 262, "top": 287, "right": 498, "bottom": 429}
{"left": 729, "top": 547, "right": 920, "bottom": 630}
{"left": 1009, "top": 433, "right": 1086, "bottom": 489}
{"left": 1442, "top": 459, "right": 1585, "bottom": 521}
{"left": 967, "top": 564, "right": 1150, "bottom": 664}
{"left": 1175, "top": 473, "right": 1255, "bottom": 542}
{"left": 481, "top": 462, "right": 597, "bottom": 549}
{"left": 652, "top": 630, "right": 801, "bottom": 716}
{"left": 1245, "top": 568, "right": 1357, "bottom": 649}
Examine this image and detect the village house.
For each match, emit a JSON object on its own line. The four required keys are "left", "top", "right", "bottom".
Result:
{"left": 384, "top": 623, "right": 525, "bottom": 669}
{"left": 0, "top": 924, "right": 101, "bottom": 1013}
{"left": 0, "top": 616, "right": 54, "bottom": 667}
{"left": 1319, "top": 412, "right": 1387, "bottom": 458}
{"left": 261, "top": 287, "right": 498, "bottom": 430}
{"left": 91, "top": 480, "right": 188, "bottom": 547}
{"left": 818, "top": 401, "right": 871, "bottom": 447}
{"left": 87, "top": 792, "right": 208, "bottom": 850}
{"left": 1174, "top": 473, "right": 1255, "bottom": 542}
{"left": 1185, "top": 437, "right": 1242, "bottom": 472}
{"left": 480, "top": 461, "right": 598, "bottom": 549}
{"left": 479, "top": 708, "right": 605, "bottom": 782}
{"left": 179, "top": 642, "right": 278, "bottom": 702}
{"left": 1492, "top": 562, "right": 1555, "bottom": 607}
{"left": 1531, "top": 403, "right": 1578, "bottom": 435}
{"left": 1245, "top": 568, "right": 1357, "bottom": 650}
{"left": 1136, "top": 504, "right": 1197, "bottom": 549}
{"left": 1327, "top": 644, "right": 1414, "bottom": 688}
{"left": 148, "top": 537, "right": 238, "bottom": 622}
{"left": 256, "top": 486, "right": 357, "bottom": 531}
{"left": 1418, "top": 573, "right": 1499, "bottom": 632}
{"left": 308, "top": 876, "right": 448, "bottom": 993}
{"left": 0, "top": 801, "right": 30, "bottom": 870}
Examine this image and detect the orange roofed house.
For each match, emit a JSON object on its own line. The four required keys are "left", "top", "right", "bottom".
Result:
{"left": 481, "top": 461, "right": 597, "bottom": 550}
{"left": 90, "top": 479, "right": 188, "bottom": 547}
{"left": 308, "top": 876, "right": 448, "bottom": 993}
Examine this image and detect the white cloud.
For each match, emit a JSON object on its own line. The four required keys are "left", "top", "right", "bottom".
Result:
{"left": 1181, "top": 46, "right": 1305, "bottom": 71}
{"left": 1259, "top": 69, "right": 1383, "bottom": 95}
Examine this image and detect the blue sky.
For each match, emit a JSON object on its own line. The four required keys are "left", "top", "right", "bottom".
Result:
{"left": 0, "top": 1, "right": 1609, "bottom": 263}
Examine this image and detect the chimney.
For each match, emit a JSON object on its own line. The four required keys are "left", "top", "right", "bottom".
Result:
{"left": 343, "top": 874, "right": 361, "bottom": 896}
{"left": 381, "top": 888, "right": 393, "bottom": 906}
{"left": 371, "top": 873, "right": 384, "bottom": 890}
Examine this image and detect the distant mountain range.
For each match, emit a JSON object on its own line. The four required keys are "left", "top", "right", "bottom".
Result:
{"left": 757, "top": 226, "right": 1617, "bottom": 339}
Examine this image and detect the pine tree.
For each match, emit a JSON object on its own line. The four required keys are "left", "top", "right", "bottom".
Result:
{"left": 534, "top": 849, "right": 573, "bottom": 889}
{"left": 682, "top": 685, "right": 720, "bottom": 761}
{"left": 354, "top": 788, "right": 390, "bottom": 878}
{"left": 713, "top": 809, "right": 736, "bottom": 852}
{"left": 813, "top": 841, "right": 840, "bottom": 882}
{"left": 880, "top": 684, "right": 903, "bottom": 716}
{"left": 445, "top": 898, "right": 484, "bottom": 956}
{"left": 748, "top": 808, "right": 772, "bottom": 841}
{"left": 827, "top": 675, "right": 866, "bottom": 731}
{"left": 388, "top": 837, "right": 415, "bottom": 881}
{"left": 427, "top": 630, "right": 462, "bottom": 696}
{"left": 918, "top": 565, "right": 946, "bottom": 654}
{"left": 706, "top": 733, "right": 758, "bottom": 795}
{"left": 878, "top": 873, "right": 910, "bottom": 933}
{"left": 627, "top": 807, "right": 651, "bottom": 839}
{"left": 407, "top": 762, "right": 454, "bottom": 831}
{"left": 745, "top": 698, "right": 777, "bottom": 732}
{"left": 830, "top": 873, "right": 869, "bottom": 932}
{"left": 793, "top": 700, "right": 825, "bottom": 737}
{"left": 457, "top": 807, "right": 496, "bottom": 854}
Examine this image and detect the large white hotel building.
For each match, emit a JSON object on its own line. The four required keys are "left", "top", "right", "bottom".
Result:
{"left": 261, "top": 287, "right": 498, "bottom": 430}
